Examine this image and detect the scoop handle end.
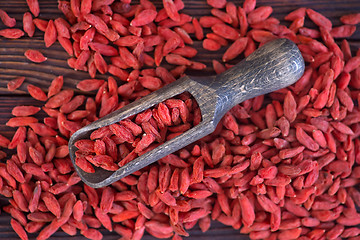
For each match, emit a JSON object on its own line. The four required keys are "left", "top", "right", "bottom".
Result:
{"left": 217, "top": 38, "right": 305, "bottom": 107}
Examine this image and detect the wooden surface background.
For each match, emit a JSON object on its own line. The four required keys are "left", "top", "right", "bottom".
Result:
{"left": 0, "top": 0, "right": 360, "bottom": 239}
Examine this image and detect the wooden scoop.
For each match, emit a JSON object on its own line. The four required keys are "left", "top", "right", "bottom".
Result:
{"left": 68, "top": 38, "right": 305, "bottom": 188}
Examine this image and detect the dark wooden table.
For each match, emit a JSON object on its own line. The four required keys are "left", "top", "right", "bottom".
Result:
{"left": 0, "top": 0, "right": 359, "bottom": 239}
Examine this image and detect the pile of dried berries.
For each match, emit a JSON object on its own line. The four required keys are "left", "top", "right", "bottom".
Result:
{"left": 74, "top": 92, "right": 201, "bottom": 172}
{"left": 0, "top": 0, "right": 360, "bottom": 240}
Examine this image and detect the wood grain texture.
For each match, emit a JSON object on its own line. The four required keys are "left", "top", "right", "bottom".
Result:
{"left": 0, "top": 0, "right": 359, "bottom": 239}
{"left": 70, "top": 39, "right": 304, "bottom": 189}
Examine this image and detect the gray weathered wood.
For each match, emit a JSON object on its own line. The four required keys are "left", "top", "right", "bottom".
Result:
{"left": 69, "top": 38, "right": 305, "bottom": 188}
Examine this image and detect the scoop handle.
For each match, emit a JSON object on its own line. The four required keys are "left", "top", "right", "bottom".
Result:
{"left": 212, "top": 38, "right": 304, "bottom": 117}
